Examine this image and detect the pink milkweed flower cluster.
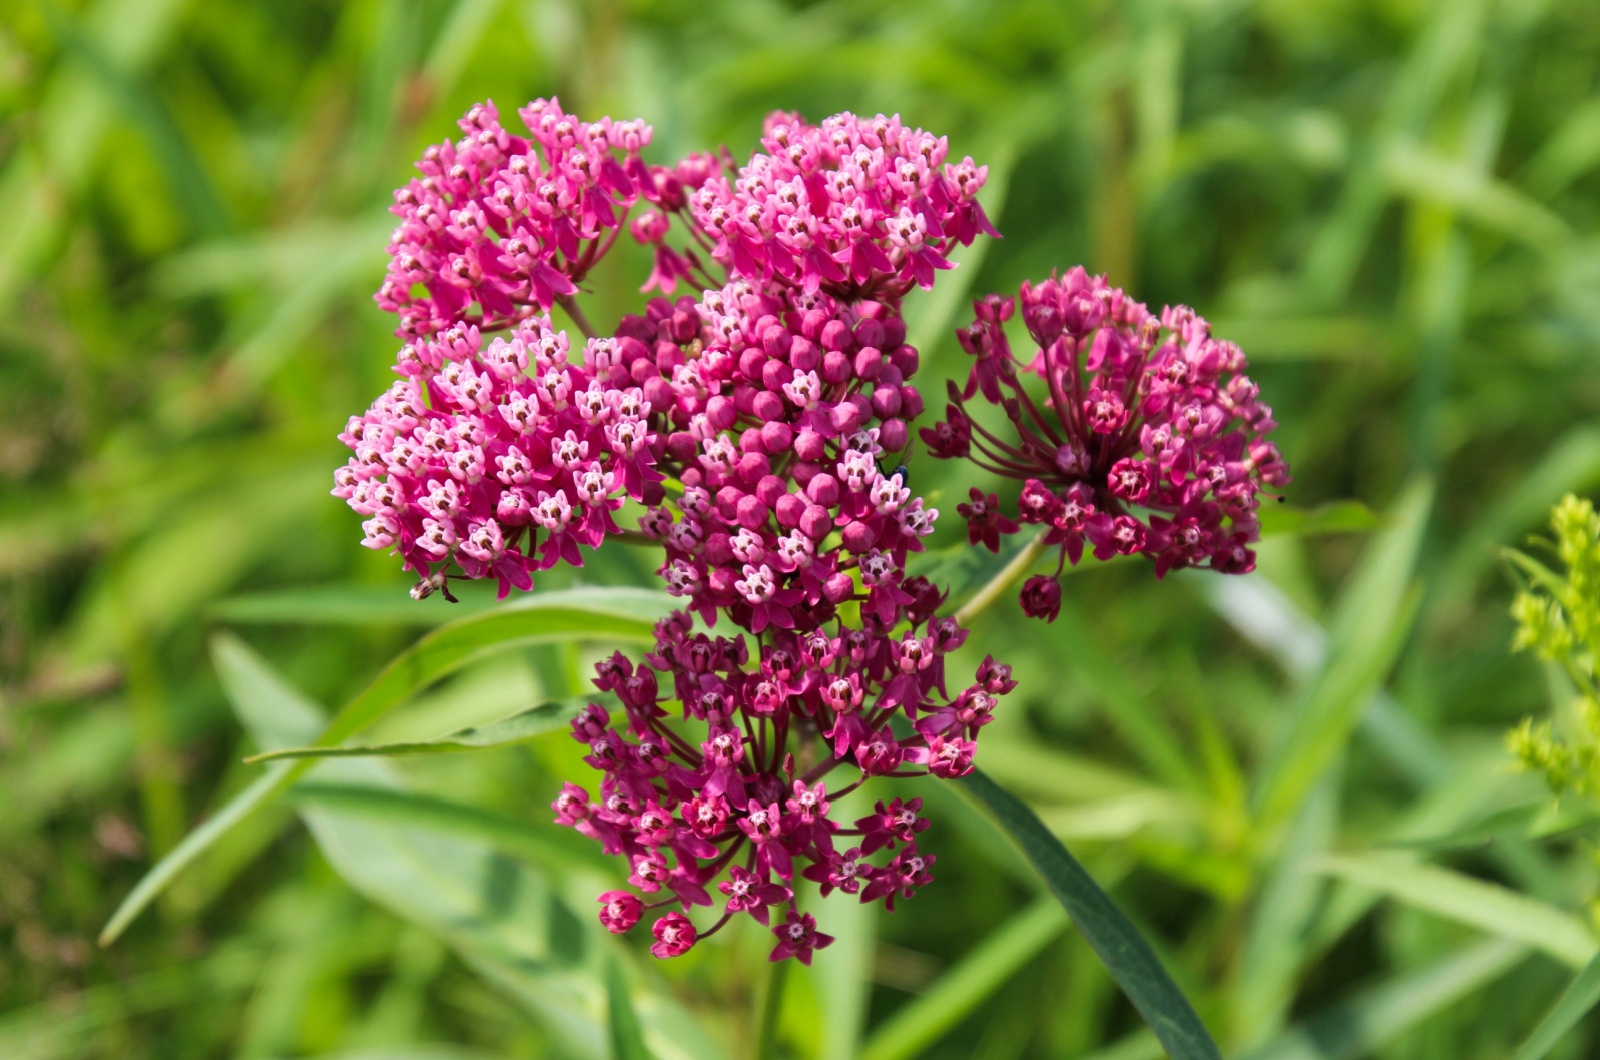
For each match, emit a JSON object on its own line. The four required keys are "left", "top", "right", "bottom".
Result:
{"left": 332, "top": 315, "right": 662, "bottom": 599}
{"left": 690, "top": 111, "right": 998, "bottom": 302}
{"left": 924, "top": 269, "right": 1290, "bottom": 618}
{"left": 554, "top": 598, "right": 1017, "bottom": 963}
{"left": 338, "top": 97, "right": 1287, "bottom": 962}
{"left": 376, "top": 99, "right": 655, "bottom": 338}
{"left": 613, "top": 283, "right": 933, "bottom": 634}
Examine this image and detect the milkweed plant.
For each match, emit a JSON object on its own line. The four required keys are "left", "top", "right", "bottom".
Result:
{"left": 320, "top": 97, "right": 1290, "bottom": 1050}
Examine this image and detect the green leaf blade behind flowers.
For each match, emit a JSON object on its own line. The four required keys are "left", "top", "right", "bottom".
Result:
{"left": 244, "top": 696, "right": 599, "bottom": 763}
{"left": 1257, "top": 500, "right": 1384, "bottom": 537}
{"left": 956, "top": 767, "right": 1223, "bottom": 1060}
{"left": 100, "top": 589, "right": 672, "bottom": 946}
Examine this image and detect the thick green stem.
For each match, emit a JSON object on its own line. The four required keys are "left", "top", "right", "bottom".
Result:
{"left": 952, "top": 531, "right": 1050, "bottom": 627}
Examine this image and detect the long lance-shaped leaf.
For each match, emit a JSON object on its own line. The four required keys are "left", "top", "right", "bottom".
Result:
{"left": 957, "top": 767, "right": 1222, "bottom": 1060}
{"left": 96, "top": 767, "right": 285, "bottom": 946}
{"left": 1313, "top": 854, "right": 1599, "bottom": 968}
{"left": 319, "top": 587, "right": 672, "bottom": 745}
{"left": 100, "top": 589, "right": 670, "bottom": 945}
{"left": 1511, "top": 947, "right": 1600, "bottom": 1060}
{"left": 244, "top": 696, "right": 598, "bottom": 763}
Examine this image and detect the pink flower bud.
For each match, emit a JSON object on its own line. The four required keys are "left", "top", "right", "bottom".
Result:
{"left": 800, "top": 504, "right": 832, "bottom": 540}
{"left": 597, "top": 890, "right": 642, "bottom": 933}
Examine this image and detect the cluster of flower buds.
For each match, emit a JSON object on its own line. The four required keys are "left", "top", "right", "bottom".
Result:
{"left": 925, "top": 269, "right": 1290, "bottom": 618}
{"left": 609, "top": 283, "right": 934, "bottom": 633}
{"left": 376, "top": 99, "right": 655, "bottom": 338}
{"left": 331, "top": 316, "right": 662, "bottom": 598}
{"left": 690, "top": 111, "right": 998, "bottom": 302}
{"left": 554, "top": 603, "right": 1017, "bottom": 962}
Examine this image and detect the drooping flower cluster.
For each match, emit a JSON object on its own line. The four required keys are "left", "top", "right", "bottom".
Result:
{"left": 690, "top": 111, "right": 998, "bottom": 301}
{"left": 331, "top": 316, "right": 662, "bottom": 598}
{"left": 612, "top": 283, "right": 934, "bottom": 633}
{"left": 925, "top": 269, "right": 1290, "bottom": 618}
{"left": 554, "top": 599, "right": 1016, "bottom": 963}
{"left": 376, "top": 99, "right": 654, "bottom": 338}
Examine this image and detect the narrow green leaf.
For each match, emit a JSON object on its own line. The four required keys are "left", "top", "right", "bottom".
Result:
{"left": 1240, "top": 939, "right": 1526, "bottom": 1060}
{"left": 99, "top": 631, "right": 320, "bottom": 945}
{"left": 1438, "top": 426, "right": 1600, "bottom": 607}
{"left": 212, "top": 639, "right": 721, "bottom": 1060}
{"left": 1254, "top": 478, "right": 1432, "bottom": 832}
{"left": 285, "top": 783, "right": 606, "bottom": 872}
{"left": 859, "top": 894, "right": 1067, "bottom": 1060}
{"left": 1258, "top": 500, "right": 1384, "bottom": 538}
{"left": 245, "top": 697, "right": 595, "bottom": 763}
{"left": 320, "top": 587, "right": 672, "bottom": 746}
{"left": 606, "top": 955, "right": 652, "bottom": 1060}
{"left": 101, "top": 591, "right": 663, "bottom": 945}
{"left": 98, "top": 768, "right": 285, "bottom": 946}
{"left": 1512, "top": 947, "right": 1600, "bottom": 1060}
{"left": 956, "top": 768, "right": 1222, "bottom": 1060}
{"left": 211, "top": 583, "right": 499, "bottom": 626}
{"left": 1313, "top": 854, "right": 1598, "bottom": 967}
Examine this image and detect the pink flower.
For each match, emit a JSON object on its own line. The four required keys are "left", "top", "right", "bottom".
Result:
{"left": 719, "top": 866, "right": 791, "bottom": 925}
{"left": 1019, "top": 574, "right": 1062, "bottom": 622}
{"left": 333, "top": 318, "right": 664, "bottom": 599}
{"left": 690, "top": 111, "right": 995, "bottom": 302}
{"left": 927, "top": 269, "right": 1289, "bottom": 606}
{"left": 650, "top": 912, "right": 697, "bottom": 958}
{"left": 376, "top": 100, "right": 654, "bottom": 338}
{"left": 597, "top": 890, "right": 642, "bottom": 933}
{"left": 768, "top": 909, "right": 834, "bottom": 965}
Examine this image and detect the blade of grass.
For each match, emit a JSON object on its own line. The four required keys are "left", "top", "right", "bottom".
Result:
{"left": 606, "top": 954, "right": 652, "bottom": 1060}
{"left": 1239, "top": 938, "right": 1526, "bottom": 1060}
{"left": 1511, "top": 947, "right": 1600, "bottom": 1060}
{"left": 1313, "top": 854, "right": 1598, "bottom": 968}
{"left": 859, "top": 894, "right": 1067, "bottom": 1060}
{"left": 1253, "top": 478, "right": 1432, "bottom": 833}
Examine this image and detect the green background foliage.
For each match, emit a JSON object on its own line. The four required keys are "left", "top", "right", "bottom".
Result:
{"left": 4, "top": 0, "right": 1600, "bottom": 1056}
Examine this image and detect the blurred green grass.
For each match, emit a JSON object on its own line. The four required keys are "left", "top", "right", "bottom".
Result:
{"left": 3, "top": 0, "right": 1600, "bottom": 1056}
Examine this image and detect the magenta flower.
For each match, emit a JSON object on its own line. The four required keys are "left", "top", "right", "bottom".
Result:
{"left": 924, "top": 269, "right": 1289, "bottom": 614}
{"left": 597, "top": 890, "right": 643, "bottom": 934}
{"left": 332, "top": 317, "right": 663, "bottom": 598}
{"left": 614, "top": 284, "right": 935, "bottom": 636}
{"left": 376, "top": 100, "right": 657, "bottom": 338}
{"left": 690, "top": 111, "right": 997, "bottom": 302}
{"left": 1018, "top": 574, "right": 1062, "bottom": 622}
{"left": 768, "top": 909, "right": 834, "bottom": 965}
{"left": 556, "top": 594, "right": 1009, "bottom": 960}
{"left": 650, "top": 912, "right": 698, "bottom": 959}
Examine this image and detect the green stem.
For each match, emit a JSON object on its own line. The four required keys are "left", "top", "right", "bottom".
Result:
{"left": 952, "top": 531, "right": 1050, "bottom": 627}
{"left": 557, "top": 294, "right": 598, "bottom": 340}
{"left": 752, "top": 954, "right": 790, "bottom": 1059}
